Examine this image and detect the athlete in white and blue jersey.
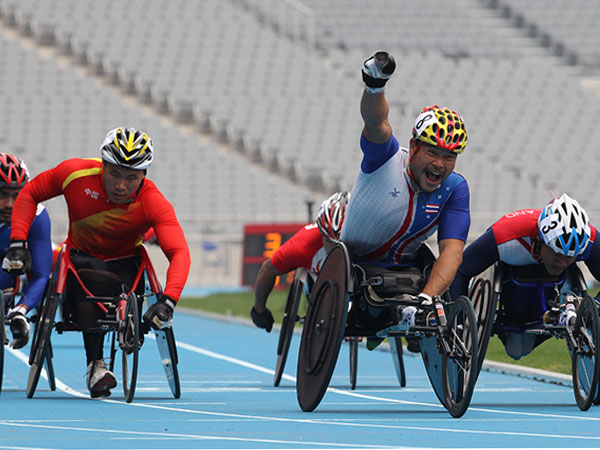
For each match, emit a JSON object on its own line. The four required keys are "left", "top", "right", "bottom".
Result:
{"left": 341, "top": 52, "right": 470, "bottom": 306}
{"left": 0, "top": 153, "right": 52, "bottom": 349}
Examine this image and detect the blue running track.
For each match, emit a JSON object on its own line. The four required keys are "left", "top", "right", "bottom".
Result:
{"left": 1, "top": 310, "right": 600, "bottom": 449}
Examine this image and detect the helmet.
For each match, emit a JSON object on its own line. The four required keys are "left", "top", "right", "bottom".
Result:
{"left": 538, "top": 193, "right": 591, "bottom": 257}
{"left": 0, "top": 153, "right": 29, "bottom": 188}
{"left": 100, "top": 127, "right": 153, "bottom": 170}
{"left": 412, "top": 105, "right": 467, "bottom": 153}
{"left": 316, "top": 191, "right": 350, "bottom": 241}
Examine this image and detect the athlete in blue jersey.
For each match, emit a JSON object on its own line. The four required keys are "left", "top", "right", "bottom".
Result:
{"left": 450, "top": 194, "right": 600, "bottom": 359}
{"left": 341, "top": 52, "right": 470, "bottom": 349}
{"left": 0, "top": 153, "right": 52, "bottom": 349}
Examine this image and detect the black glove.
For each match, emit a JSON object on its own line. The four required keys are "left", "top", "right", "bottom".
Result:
{"left": 143, "top": 294, "right": 176, "bottom": 330}
{"left": 7, "top": 305, "right": 30, "bottom": 349}
{"left": 251, "top": 306, "right": 274, "bottom": 332}
{"left": 362, "top": 51, "right": 396, "bottom": 93}
{"left": 2, "top": 239, "right": 32, "bottom": 275}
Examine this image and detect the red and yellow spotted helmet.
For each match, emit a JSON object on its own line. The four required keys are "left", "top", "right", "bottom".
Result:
{"left": 412, "top": 105, "right": 467, "bottom": 154}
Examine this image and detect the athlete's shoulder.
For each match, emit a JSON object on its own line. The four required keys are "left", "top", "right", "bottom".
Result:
{"left": 492, "top": 208, "right": 541, "bottom": 243}
{"left": 444, "top": 171, "right": 468, "bottom": 188}
{"left": 56, "top": 157, "right": 102, "bottom": 171}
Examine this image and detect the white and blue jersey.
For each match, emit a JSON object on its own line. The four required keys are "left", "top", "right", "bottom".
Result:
{"left": 0, "top": 205, "right": 52, "bottom": 310}
{"left": 341, "top": 133, "right": 470, "bottom": 263}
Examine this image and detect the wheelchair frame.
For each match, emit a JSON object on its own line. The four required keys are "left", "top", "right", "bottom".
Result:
{"left": 469, "top": 262, "right": 600, "bottom": 411}
{"left": 295, "top": 242, "right": 478, "bottom": 418}
{"left": 26, "top": 243, "right": 180, "bottom": 403}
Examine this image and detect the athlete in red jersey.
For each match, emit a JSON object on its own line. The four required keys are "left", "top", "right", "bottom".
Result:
{"left": 5, "top": 127, "right": 191, "bottom": 398}
{"left": 251, "top": 192, "right": 349, "bottom": 332}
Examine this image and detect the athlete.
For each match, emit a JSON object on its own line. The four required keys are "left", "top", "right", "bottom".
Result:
{"left": 340, "top": 52, "right": 470, "bottom": 348}
{"left": 251, "top": 191, "right": 349, "bottom": 332}
{"left": 3, "top": 127, "right": 191, "bottom": 398}
{"left": 450, "top": 193, "right": 600, "bottom": 360}
{"left": 0, "top": 153, "right": 52, "bottom": 349}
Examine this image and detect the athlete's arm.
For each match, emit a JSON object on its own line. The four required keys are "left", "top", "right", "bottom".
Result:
{"left": 422, "top": 238, "right": 464, "bottom": 297}
{"left": 361, "top": 91, "right": 392, "bottom": 144}
{"left": 11, "top": 164, "right": 67, "bottom": 241}
{"left": 253, "top": 258, "right": 284, "bottom": 314}
{"left": 145, "top": 190, "right": 191, "bottom": 301}
{"left": 448, "top": 228, "right": 500, "bottom": 299}
{"left": 20, "top": 208, "right": 53, "bottom": 310}
{"left": 583, "top": 231, "right": 600, "bottom": 283}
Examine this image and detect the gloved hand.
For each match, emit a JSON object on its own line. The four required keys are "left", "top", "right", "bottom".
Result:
{"left": 250, "top": 306, "right": 274, "bottom": 332}
{"left": 7, "top": 304, "right": 30, "bottom": 349}
{"left": 143, "top": 294, "right": 176, "bottom": 330}
{"left": 417, "top": 293, "right": 433, "bottom": 306}
{"left": 2, "top": 240, "right": 32, "bottom": 275}
{"left": 362, "top": 51, "right": 396, "bottom": 94}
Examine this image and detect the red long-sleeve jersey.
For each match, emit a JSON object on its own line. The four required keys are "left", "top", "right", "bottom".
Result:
{"left": 11, "top": 158, "right": 191, "bottom": 300}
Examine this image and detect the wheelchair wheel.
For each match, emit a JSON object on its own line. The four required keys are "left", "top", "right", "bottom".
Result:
{"left": 349, "top": 337, "right": 358, "bottom": 390}
{"left": 154, "top": 326, "right": 181, "bottom": 399}
{"left": 389, "top": 336, "right": 407, "bottom": 388}
{"left": 441, "top": 296, "right": 478, "bottom": 418}
{"left": 571, "top": 294, "right": 600, "bottom": 411}
{"left": 26, "top": 288, "right": 59, "bottom": 398}
{"left": 274, "top": 275, "right": 303, "bottom": 387}
{"left": 297, "top": 243, "right": 351, "bottom": 412}
{"left": 468, "top": 271, "right": 499, "bottom": 374}
{"left": 121, "top": 293, "right": 140, "bottom": 403}
{"left": 0, "top": 294, "right": 5, "bottom": 394}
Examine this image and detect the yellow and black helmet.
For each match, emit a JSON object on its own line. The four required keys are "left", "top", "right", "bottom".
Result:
{"left": 412, "top": 105, "right": 467, "bottom": 154}
{"left": 101, "top": 127, "right": 154, "bottom": 170}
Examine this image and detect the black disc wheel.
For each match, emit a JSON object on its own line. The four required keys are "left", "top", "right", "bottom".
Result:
{"left": 121, "top": 293, "right": 140, "bottom": 403}
{"left": 441, "top": 296, "right": 478, "bottom": 418}
{"left": 26, "top": 288, "right": 59, "bottom": 399}
{"left": 349, "top": 337, "right": 358, "bottom": 390}
{"left": 572, "top": 294, "right": 600, "bottom": 411}
{"left": 274, "top": 276, "right": 303, "bottom": 387}
{"left": 296, "top": 243, "right": 351, "bottom": 412}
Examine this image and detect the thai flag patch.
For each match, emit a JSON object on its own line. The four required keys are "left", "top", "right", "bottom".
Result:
{"left": 425, "top": 204, "right": 440, "bottom": 214}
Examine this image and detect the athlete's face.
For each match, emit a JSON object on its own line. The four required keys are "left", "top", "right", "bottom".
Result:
{"left": 408, "top": 140, "right": 457, "bottom": 193}
{"left": 540, "top": 242, "right": 576, "bottom": 276}
{"left": 0, "top": 187, "right": 22, "bottom": 224}
{"left": 102, "top": 162, "right": 145, "bottom": 204}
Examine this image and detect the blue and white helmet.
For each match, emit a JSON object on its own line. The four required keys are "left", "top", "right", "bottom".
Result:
{"left": 538, "top": 193, "right": 591, "bottom": 257}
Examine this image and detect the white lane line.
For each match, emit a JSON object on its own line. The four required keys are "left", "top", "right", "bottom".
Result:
{"left": 176, "top": 341, "right": 600, "bottom": 422}
{"left": 9, "top": 339, "right": 600, "bottom": 443}
{"left": 0, "top": 422, "right": 390, "bottom": 448}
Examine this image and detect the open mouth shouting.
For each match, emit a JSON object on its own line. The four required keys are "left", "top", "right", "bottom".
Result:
{"left": 425, "top": 169, "right": 443, "bottom": 184}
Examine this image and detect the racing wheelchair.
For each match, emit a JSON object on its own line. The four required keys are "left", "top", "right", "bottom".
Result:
{"left": 26, "top": 243, "right": 180, "bottom": 403}
{"left": 295, "top": 242, "right": 478, "bottom": 418}
{"left": 275, "top": 268, "right": 406, "bottom": 390}
{"left": 469, "top": 262, "right": 600, "bottom": 411}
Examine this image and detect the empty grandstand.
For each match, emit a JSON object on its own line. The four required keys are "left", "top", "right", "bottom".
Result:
{"left": 0, "top": 0, "right": 598, "bottom": 285}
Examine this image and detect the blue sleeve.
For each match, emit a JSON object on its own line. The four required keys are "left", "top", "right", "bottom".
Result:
{"left": 438, "top": 177, "right": 470, "bottom": 242}
{"left": 359, "top": 132, "right": 399, "bottom": 173}
{"left": 21, "top": 209, "right": 52, "bottom": 310}
{"left": 583, "top": 230, "right": 600, "bottom": 283}
{"left": 449, "top": 227, "right": 500, "bottom": 299}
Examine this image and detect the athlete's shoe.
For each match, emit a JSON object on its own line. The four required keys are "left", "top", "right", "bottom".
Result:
{"left": 86, "top": 359, "right": 117, "bottom": 398}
